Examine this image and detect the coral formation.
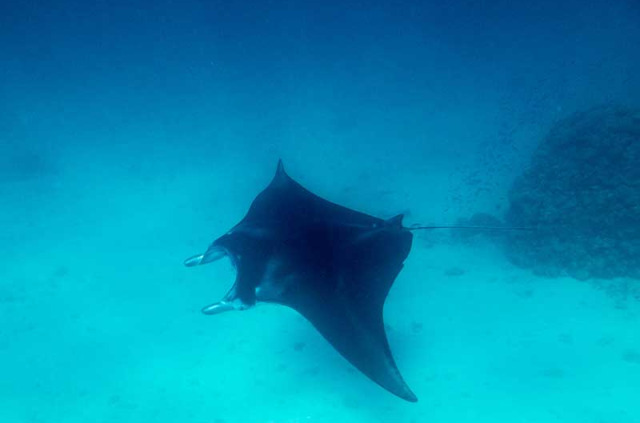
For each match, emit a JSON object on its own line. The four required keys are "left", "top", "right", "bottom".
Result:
{"left": 503, "top": 106, "right": 640, "bottom": 280}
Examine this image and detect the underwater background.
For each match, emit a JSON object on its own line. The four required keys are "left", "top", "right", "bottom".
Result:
{"left": 2, "top": 0, "right": 640, "bottom": 422}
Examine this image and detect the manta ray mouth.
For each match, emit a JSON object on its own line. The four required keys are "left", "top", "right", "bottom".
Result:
{"left": 184, "top": 247, "right": 247, "bottom": 314}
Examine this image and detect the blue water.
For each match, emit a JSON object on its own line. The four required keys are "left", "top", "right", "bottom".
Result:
{"left": 2, "top": 1, "right": 640, "bottom": 422}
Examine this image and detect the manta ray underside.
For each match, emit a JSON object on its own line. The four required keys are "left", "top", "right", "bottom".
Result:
{"left": 184, "top": 160, "right": 417, "bottom": 402}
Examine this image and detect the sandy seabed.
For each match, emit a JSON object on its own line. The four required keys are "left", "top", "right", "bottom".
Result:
{"left": 1, "top": 156, "right": 638, "bottom": 423}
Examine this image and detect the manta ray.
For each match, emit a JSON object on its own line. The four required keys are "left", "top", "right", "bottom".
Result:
{"left": 184, "top": 160, "right": 420, "bottom": 401}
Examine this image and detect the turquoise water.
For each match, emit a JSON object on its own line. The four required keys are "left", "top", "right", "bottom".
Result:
{"left": 2, "top": 1, "right": 640, "bottom": 422}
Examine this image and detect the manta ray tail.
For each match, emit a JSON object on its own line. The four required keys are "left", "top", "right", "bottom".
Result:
{"left": 407, "top": 225, "right": 533, "bottom": 231}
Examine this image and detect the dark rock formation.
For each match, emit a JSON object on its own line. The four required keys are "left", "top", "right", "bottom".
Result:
{"left": 503, "top": 106, "right": 640, "bottom": 280}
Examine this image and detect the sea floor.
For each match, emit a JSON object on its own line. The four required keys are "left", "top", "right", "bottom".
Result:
{"left": 1, "top": 157, "right": 639, "bottom": 423}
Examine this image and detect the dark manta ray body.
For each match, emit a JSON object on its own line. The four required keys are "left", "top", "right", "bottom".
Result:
{"left": 185, "top": 160, "right": 417, "bottom": 402}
